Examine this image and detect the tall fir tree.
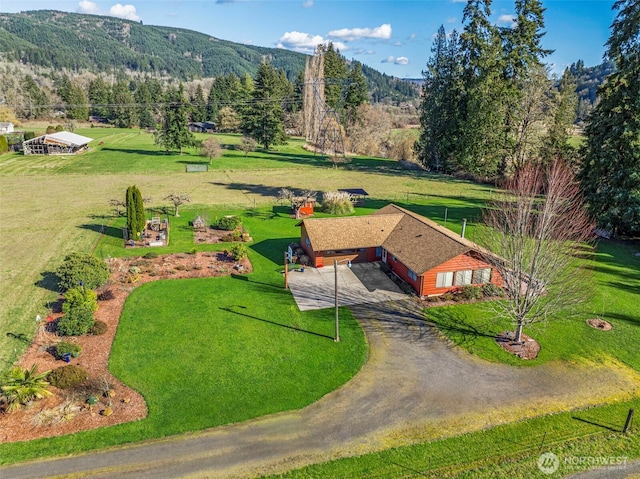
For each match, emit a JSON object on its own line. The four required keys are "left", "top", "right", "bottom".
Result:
{"left": 241, "top": 62, "right": 286, "bottom": 150}
{"left": 580, "top": 0, "right": 640, "bottom": 235}
{"left": 156, "top": 83, "right": 195, "bottom": 154}
{"left": 541, "top": 68, "right": 578, "bottom": 162}
{"left": 344, "top": 61, "right": 368, "bottom": 127}
{"left": 190, "top": 84, "right": 207, "bottom": 122}
{"left": 134, "top": 81, "right": 155, "bottom": 129}
{"left": 458, "top": 0, "right": 507, "bottom": 177}
{"left": 322, "top": 42, "right": 349, "bottom": 110}
{"left": 416, "top": 26, "right": 463, "bottom": 173}
{"left": 110, "top": 81, "right": 138, "bottom": 128}
{"left": 87, "top": 77, "right": 110, "bottom": 119}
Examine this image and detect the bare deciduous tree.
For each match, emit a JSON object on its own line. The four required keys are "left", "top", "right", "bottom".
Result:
{"left": 200, "top": 137, "right": 222, "bottom": 165}
{"left": 239, "top": 136, "right": 257, "bottom": 157}
{"left": 164, "top": 193, "right": 191, "bottom": 217}
{"left": 278, "top": 188, "right": 317, "bottom": 219}
{"left": 480, "top": 160, "right": 595, "bottom": 343}
{"left": 109, "top": 199, "right": 125, "bottom": 216}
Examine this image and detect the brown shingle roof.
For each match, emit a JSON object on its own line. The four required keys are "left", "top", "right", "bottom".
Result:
{"left": 301, "top": 204, "right": 496, "bottom": 275}
{"left": 300, "top": 214, "right": 403, "bottom": 251}
{"left": 374, "top": 204, "right": 473, "bottom": 274}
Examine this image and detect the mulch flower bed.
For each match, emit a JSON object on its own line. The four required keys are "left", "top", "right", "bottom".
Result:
{"left": 587, "top": 318, "right": 613, "bottom": 331}
{"left": 495, "top": 331, "right": 541, "bottom": 360}
{"left": 0, "top": 252, "right": 252, "bottom": 443}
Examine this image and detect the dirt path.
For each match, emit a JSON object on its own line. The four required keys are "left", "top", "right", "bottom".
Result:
{"left": 2, "top": 300, "right": 639, "bottom": 479}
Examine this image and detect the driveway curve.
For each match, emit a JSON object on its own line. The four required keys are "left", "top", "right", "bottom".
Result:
{"left": 2, "top": 300, "right": 639, "bottom": 479}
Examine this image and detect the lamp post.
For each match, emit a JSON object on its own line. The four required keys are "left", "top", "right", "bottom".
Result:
{"left": 333, "top": 258, "right": 352, "bottom": 342}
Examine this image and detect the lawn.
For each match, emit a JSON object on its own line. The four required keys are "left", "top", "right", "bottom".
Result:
{"left": 424, "top": 240, "right": 640, "bottom": 369}
{"left": 0, "top": 207, "right": 367, "bottom": 463}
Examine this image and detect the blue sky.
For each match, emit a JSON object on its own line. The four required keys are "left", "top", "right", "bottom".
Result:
{"left": 2, "top": 0, "right": 618, "bottom": 78}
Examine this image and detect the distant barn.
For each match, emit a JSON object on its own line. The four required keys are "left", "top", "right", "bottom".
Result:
{"left": 23, "top": 132, "right": 93, "bottom": 155}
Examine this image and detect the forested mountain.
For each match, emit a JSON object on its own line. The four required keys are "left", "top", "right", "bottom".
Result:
{"left": 0, "top": 10, "right": 416, "bottom": 102}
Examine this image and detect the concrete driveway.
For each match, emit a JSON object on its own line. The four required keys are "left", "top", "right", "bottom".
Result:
{"left": 287, "top": 262, "right": 407, "bottom": 311}
{"left": 3, "top": 300, "right": 639, "bottom": 479}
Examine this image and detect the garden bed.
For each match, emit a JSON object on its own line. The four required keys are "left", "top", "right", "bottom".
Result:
{"left": 0, "top": 252, "right": 252, "bottom": 443}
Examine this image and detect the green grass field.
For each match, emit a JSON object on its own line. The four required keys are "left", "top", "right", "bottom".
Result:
{"left": 0, "top": 127, "right": 638, "bottom": 476}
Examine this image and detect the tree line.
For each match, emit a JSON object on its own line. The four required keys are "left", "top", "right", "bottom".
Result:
{"left": 415, "top": 0, "right": 638, "bottom": 236}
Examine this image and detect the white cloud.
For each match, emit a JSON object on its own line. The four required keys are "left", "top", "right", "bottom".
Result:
{"left": 78, "top": 1, "right": 99, "bottom": 14}
{"left": 381, "top": 56, "right": 409, "bottom": 65}
{"left": 277, "top": 31, "right": 347, "bottom": 54}
{"left": 447, "top": 17, "right": 457, "bottom": 23}
{"left": 497, "top": 14, "right": 517, "bottom": 28}
{"left": 302, "top": 0, "right": 314, "bottom": 7}
{"left": 109, "top": 4, "right": 141, "bottom": 21}
{"left": 328, "top": 23, "right": 391, "bottom": 41}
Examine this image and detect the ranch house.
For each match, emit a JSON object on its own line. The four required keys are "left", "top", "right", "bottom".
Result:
{"left": 298, "top": 204, "right": 503, "bottom": 297}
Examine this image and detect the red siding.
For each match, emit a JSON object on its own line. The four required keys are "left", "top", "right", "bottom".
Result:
{"left": 387, "top": 254, "right": 421, "bottom": 293}
{"left": 420, "top": 252, "right": 503, "bottom": 296}
{"left": 299, "top": 202, "right": 314, "bottom": 216}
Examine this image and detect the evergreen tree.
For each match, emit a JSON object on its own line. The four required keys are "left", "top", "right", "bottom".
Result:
{"left": 134, "top": 81, "right": 155, "bottom": 129}
{"left": 20, "top": 75, "right": 49, "bottom": 119}
{"left": 125, "top": 185, "right": 146, "bottom": 239}
{"left": 58, "top": 75, "right": 88, "bottom": 121}
{"left": 541, "top": 68, "right": 578, "bottom": 162}
{"left": 156, "top": 83, "right": 195, "bottom": 154}
{"left": 458, "top": 0, "right": 507, "bottom": 177}
{"left": 416, "top": 26, "right": 463, "bottom": 173}
{"left": 241, "top": 62, "right": 286, "bottom": 149}
{"left": 110, "top": 81, "right": 138, "bottom": 128}
{"left": 322, "top": 43, "right": 348, "bottom": 110}
{"left": 87, "top": 76, "right": 110, "bottom": 119}
{"left": 344, "top": 61, "right": 368, "bottom": 127}
{"left": 190, "top": 84, "right": 207, "bottom": 122}
{"left": 580, "top": 0, "right": 640, "bottom": 235}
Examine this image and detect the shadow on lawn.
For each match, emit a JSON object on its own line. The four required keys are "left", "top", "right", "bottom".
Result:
{"left": 425, "top": 308, "right": 497, "bottom": 347}
{"left": 572, "top": 414, "right": 622, "bottom": 433}
{"left": 78, "top": 223, "right": 123, "bottom": 239}
{"left": 220, "top": 306, "right": 333, "bottom": 340}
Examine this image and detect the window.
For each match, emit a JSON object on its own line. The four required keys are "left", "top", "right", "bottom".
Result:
{"left": 408, "top": 269, "right": 418, "bottom": 281}
{"left": 473, "top": 268, "right": 491, "bottom": 284}
{"left": 375, "top": 246, "right": 382, "bottom": 257}
{"left": 436, "top": 272, "right": 454, "bottom": 288}
{"left": 455, "top": 270, "right": 473, "bottom": 286}
{"left": 305, "top": 237, "right": 310, "bottom": 246}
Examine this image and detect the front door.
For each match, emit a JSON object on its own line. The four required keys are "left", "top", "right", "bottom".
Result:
{"left": 381, "top": 248, "right": 387, "bottom": 263}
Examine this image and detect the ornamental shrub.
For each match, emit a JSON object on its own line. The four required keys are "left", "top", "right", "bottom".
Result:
{"left": 62, "top": 287, "right": 98, "bottom": 314}
{"left": 482, "top": 283, "right": 505, "bottom": 297}
{"left": 55, "top": 341, "right": 82, "bottom": 359}
{"left": 217, "top": 215, "right": 242, "bottom": 231}
{"left": 0, "top": 135, "right": 8, "bottom": 154}
{"left": 91, "top": 320, "right": 108, "bottom": 335}
{"left": 57, "top": 304, "right": 95, "bottom": 336}
{"left": 460, "top": 285, "right": 483, "bottom": 301}
{"left": 48, "top": 365, "right": 88, "bottom": 389}
{"left": 229, "top": 243, "right": 248, "bottom": 260}
{"left": 321, "top": 191, "right": 354, "bottom": 215}
{"left": 56, "top": 253, "right": 109, "bottom": 291}
{"left": 24, "top": 131, "right": 36, "bottom": 141}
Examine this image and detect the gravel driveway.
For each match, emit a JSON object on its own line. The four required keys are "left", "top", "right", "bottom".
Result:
{"left": 2, "top": 300, "right": 638, "bottom": 479}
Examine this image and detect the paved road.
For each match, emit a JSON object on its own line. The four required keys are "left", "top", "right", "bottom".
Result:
{"left": 2, "top": 300, "right": 638, "bottom": 479}
{"left": 565, "top": 459, "right": 640, "bottom": 478}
